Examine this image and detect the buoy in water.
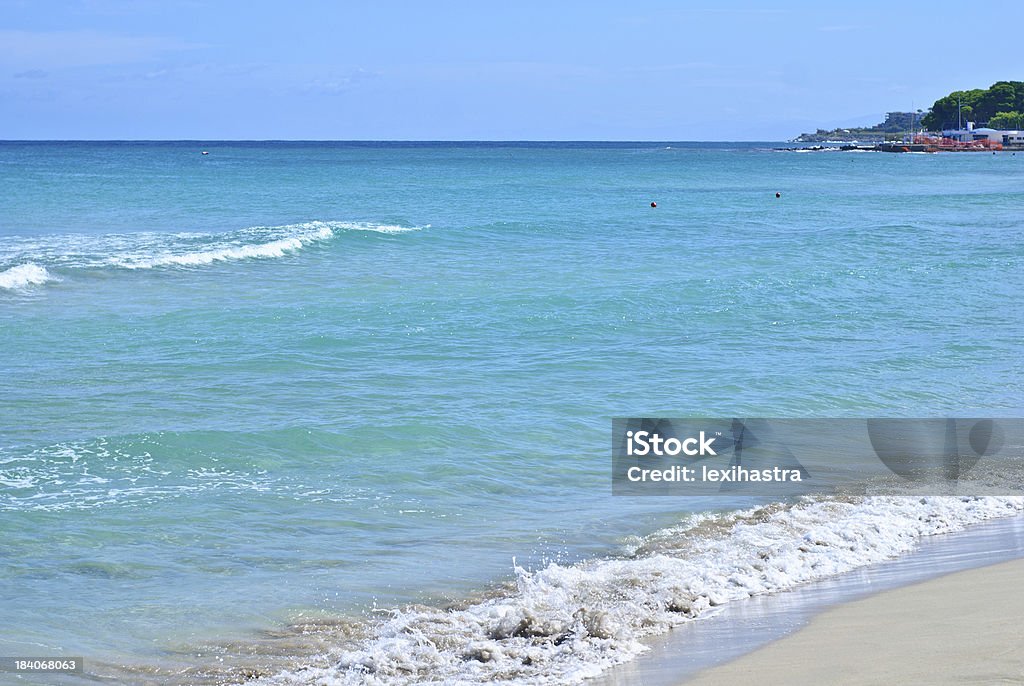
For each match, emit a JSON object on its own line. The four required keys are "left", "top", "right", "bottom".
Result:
{"left": 650, "top": 201, "right": 657, "bottom": 208}
{"left": 775, "top": 192, "right": 781, "bottom": 198}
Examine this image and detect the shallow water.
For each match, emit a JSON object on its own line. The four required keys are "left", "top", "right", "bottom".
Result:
{"left": 594, "top": 512, "right": 1024, "bottom": 686}
{"left": 1, "top": 142, "right": 1022, "bottom": 683}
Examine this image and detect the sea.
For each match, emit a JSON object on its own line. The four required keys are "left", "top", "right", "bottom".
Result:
{"left": 1, "top": 141, "right": 1022, "bottom": 685}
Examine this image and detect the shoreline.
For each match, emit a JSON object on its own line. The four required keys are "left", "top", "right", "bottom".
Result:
{"left": 781, "top": 141, "right": 1024, "bottom": 152}
{"left": 682, "top": 558, "right": 1024, "bottom": 685}
{"left": 71, "top": 501, "right": 1024, "bottom": 685}
{"left": 588, "top": 512, "right": 1024, "bottom": 686}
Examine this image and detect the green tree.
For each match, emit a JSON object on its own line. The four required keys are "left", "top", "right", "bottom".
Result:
{"left": 976, "top": 82, "right": 1018, "bottom": 122}
{"left": 922, "top": 90, "right": 983, "bottom": 130}
{"left": 989, "top": 111, "right": 1024, "bottom": 130}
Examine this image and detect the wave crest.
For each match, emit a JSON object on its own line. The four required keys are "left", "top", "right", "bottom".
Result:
{"left": 110, "top": 222, "right": 337, "bottom": 269}
{"left": 267, "top": 496, "right": 1023, "bottom": 685}
{"left": 0, "top": 263, "right": 57, "bottom": 290}
{"left": 109, "top": 221, "right": 422, "bottom": 270}
{"left": 0, "top": 221, "right": 424, "bottom": 279}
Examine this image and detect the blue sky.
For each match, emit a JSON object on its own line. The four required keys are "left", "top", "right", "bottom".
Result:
{"left": 3, "top": 0, "right": 1023, "bottom": 140}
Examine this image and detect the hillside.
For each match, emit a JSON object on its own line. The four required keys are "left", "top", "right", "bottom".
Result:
{"left": 796, "top": 82, "right": 1024, "bottom": 142}
{"left": 920, "top": 81, "right": 1024, "bottom": 131}
{"left": 794, "top": 112, "right": 918, "bottom": 143}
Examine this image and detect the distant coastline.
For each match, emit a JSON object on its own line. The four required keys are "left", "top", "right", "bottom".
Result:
{"left": 794, "top": 111, "right": 917, "bottom": 143}
{"left": 796, "top": 81, "right": 1024, "bottom": 142}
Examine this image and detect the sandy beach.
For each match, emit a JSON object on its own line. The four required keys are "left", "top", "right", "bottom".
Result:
{"left": 683, "top": 558, "right": 1024, "bottom": 686}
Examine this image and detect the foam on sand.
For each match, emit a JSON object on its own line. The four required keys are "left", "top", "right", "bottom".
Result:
{"left": 0, "top": 263, "right": 57, "bottom": 290}
{"left": 263, "top": 496, "right": 1023, "bottom": 686}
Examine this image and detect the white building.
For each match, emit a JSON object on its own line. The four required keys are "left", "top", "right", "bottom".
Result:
{"left": 941, "top": 123, "right": 999, "bottom": 142}
{"left": 941, "top": 123, "right": 1024, "bottom": 145}
{"left": 940, "top": 121, "right": 974, "bottom": 141}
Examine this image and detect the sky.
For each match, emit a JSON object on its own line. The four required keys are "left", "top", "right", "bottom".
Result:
{"left": 3, "top": 0, "right": 1024, "bottom": 140}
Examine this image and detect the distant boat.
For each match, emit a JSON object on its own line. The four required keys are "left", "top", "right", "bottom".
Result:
{"left": 201, "top": 151, "right": 209, "bottom": 155}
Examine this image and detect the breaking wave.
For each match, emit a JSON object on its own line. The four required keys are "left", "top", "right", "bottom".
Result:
{"left": 0, "top": 263, "right": 57, "bottom": 290}
{"left": 0, "top": 221, "right": 424, "bottom": 285}
{"left": 108, "top": 222, "right": 338, "bottom": 269}
{"left": 260, "top": 496, "right": 1023, "bottom": 686}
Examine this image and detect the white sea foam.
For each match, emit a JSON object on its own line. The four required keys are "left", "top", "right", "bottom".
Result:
{"left": 339, "top": 222, "right": 425, "bottom": 235}
{"left": 0, "top": 263, "right": 57, "bottom": 290}
{"left": 265, "top": 496, "right": 1024, "bottom": 686}
{"left": 108, "top": 221, "right": 422, "bottom": 270}
{"left": 0, "top": 221, "right": 424, "bottom": 276}
{"left": 0, "top": 437, "right": 380, "bottom": 513}
{"left": 112, "top": 232, "right": 325, "bottom": 269}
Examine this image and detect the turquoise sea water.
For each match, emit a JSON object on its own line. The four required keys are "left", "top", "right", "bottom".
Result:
{"left": 1, "top": 142, "right": 1022, "bottom": 682}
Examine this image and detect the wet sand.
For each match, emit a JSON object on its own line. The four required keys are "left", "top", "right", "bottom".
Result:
{"left": 682, "top": 558, "right": 1024, "bottom": 685}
